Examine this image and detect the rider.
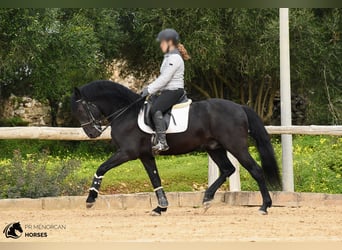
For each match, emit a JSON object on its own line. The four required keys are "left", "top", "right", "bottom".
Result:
{"left": 141, "top": 28, "right": 190, "bottom": 153}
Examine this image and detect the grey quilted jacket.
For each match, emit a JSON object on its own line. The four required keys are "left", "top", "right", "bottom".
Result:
{"left": 147, "top": 49, "right": 184, "bottom": 94}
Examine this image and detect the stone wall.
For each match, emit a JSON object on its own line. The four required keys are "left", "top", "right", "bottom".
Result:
{"left": 0, "top": 94, "right": 51, "bottom": 126}
{"left": 0, "top": 62, "right": 152, "bottom": 127}
{"left": 0, "top": 66, "right": 145, "bottom": 126}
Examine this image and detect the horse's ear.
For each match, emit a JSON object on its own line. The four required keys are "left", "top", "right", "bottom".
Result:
{"left": 74, "top": 87, "right": 82, "bottom": 99}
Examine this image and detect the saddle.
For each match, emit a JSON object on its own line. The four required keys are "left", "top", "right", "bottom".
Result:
{"left": 144, "top": 92, "right": 188, "bottom": 129}
{"left": 138, "top": 92, "right": 192, "bottom": 134}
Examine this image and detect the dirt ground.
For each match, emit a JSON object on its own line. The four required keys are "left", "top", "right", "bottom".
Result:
{"left": 1, "top": 205, "right": 341, "bottom": 242}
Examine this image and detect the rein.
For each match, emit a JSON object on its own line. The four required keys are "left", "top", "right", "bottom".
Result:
{"left": 77, "top": 97, "right": 144, "bottom": 133}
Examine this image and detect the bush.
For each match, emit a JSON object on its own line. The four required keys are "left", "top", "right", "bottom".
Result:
{"left": 0, "top": 151, "right": 88, "bottom": 198}
{"left": 0, "top": 136, "right": 340, "bottom": 197}
{"left": 0, "top": 117, "right": 29, "bottom": 126}
{"left": 222, "top": 136, "right": 342, "bottom": 194}
{"left": 291, "top": 136, "right": 342, "bottom": 193}
{"left": 0, "top": 140, "right": 113, "bottom": 159}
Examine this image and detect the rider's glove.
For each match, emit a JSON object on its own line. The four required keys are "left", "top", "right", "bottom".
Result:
{"left": 140, "top": 87, "right": 150, "bottom": 98}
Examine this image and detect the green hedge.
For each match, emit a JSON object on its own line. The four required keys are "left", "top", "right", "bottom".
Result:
{"left": 0, "top": 135, "right": 341, "bottom": 198}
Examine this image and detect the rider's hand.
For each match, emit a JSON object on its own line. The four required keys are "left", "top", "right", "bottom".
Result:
{"left": 140, "top": 87, "right": 150, "bottom": 98}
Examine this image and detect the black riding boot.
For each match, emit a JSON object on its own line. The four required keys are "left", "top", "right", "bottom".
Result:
{"left": 152, "top": 111, "right": 169, "bottom": 154}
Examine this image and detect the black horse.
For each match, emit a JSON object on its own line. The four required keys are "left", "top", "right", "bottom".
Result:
{"left": 71, "top": 80, "right": 281, "bottom": 215}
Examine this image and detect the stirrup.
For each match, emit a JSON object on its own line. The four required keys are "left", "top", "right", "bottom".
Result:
{"left": 152, "top": 142, "right": 169, "bottom": 155}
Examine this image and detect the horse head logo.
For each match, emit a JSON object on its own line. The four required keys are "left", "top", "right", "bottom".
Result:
{"left": 3, "top": 222, "right": 23, "bottom": 239}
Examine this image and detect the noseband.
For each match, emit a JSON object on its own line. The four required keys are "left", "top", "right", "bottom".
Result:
{"left": 76, "top": 97, "right": 144, "bottom": 134}
{"left": 76, "top": 99, "right": 104, "bottom": 133}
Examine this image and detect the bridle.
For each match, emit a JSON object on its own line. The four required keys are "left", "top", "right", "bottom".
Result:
{"left": 76, "top": 98, "right": 143, "bottom": 133}
{"left": 76, "top": 97, "right": 143, "bottom": 134}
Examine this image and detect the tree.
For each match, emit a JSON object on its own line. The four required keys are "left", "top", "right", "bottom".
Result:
{"left": 0, "top": 9, "right": 120, "bottom": 126}
{"left": 1, "top": 8, "right": 340, "bottom": 125}
{"left": 288, "top": 9, "right": 342, "bottom": 124}
{"left": 116, "top": 8, "right": 342, "bottom": 124}
{"left": 29, "top": 9, "right": 105, "bottom": 126}
{"left": 0, "top": 9, "right": 47, "bottom": 98}
{"left": 117, "top": 9, "right": 281, "bottom": 121}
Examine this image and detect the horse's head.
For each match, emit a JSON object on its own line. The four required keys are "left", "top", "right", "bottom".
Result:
{"left": 71, "top": 87, "right": 103, "bottom": 138}
{"left": 4, "top": 222, "right": 23, "bottom": 239}
{"left": 13, "top": 222, "right": 23, "bottom": 233}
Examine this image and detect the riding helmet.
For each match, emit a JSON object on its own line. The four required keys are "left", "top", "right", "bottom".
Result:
{"left": 156, "top": 28, "right": 180, "bottom": 44}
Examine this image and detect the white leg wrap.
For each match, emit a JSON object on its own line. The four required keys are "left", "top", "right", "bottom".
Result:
{"left": 89, "top": 187, "right": 99, "bottom": 193}
{"left": 94, "top": 174, "right": 104, "bottom": 179}
{"left": 154, "top": 186, "right": 163, "bottom": 191}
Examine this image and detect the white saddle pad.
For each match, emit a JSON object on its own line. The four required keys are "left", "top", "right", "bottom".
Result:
{"left": 137, "top": 99, "right": 192, "bottom": 134}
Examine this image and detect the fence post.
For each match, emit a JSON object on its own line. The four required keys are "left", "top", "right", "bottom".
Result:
{"left": 208, "top": 156, "right": 219, "bottom": 186}
{"left": 227, "top": 153, "right": 241, "bottom": 191}
{"left": 279, "top": 8, "right": 294, "bottom": 191}
{"left": 208, "top": 152, "right": 241, "bottom": 191}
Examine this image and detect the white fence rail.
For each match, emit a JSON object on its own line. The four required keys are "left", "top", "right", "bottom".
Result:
{"left": 266, "top": 125, "right": 342, "bottom": 135}
{"left": 0, "top": 125, "right": 341, "bottom": 140}
{"left": 1, "top": 125, "right": 341, "bottom": 192}
{"left": 0, "top": 127, "right": 111, "bottom": 140}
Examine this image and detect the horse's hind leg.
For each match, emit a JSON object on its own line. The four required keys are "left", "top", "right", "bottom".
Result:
{"left": 203, "top": 148, "right": 236, "bottom": 210}
{"left": 230, "top": 147, "right": 272, "bottom": 214}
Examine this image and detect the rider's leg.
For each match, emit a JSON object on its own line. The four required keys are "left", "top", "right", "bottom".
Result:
{"left": 151, "top": 110, "right": 169, "bottom": 153}
{"left": 150, "top": 89, "right": 184, "bottom": 154}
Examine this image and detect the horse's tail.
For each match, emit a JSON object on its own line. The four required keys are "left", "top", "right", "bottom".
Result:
{"left": 242, "top": 106, "right": 281, "bottom": 189}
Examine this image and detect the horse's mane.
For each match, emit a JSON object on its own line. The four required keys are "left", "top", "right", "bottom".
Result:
{"left": 76, "top": 80, "right": 143, "bottom": 117}
{"left": 80, "top": 80, "right": 139, "bottom": 102}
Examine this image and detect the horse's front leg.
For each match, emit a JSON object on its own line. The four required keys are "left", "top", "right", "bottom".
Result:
{"left": 86, "top": 150, "right": 131, "bottom": 208}
{"left": 140, "top": 155, "right": 168, "bottom": 216}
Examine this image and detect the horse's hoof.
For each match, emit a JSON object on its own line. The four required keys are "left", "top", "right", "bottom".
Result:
{"left": 150, "top": 210, "right": 162, "bottom": 216}
{"left": 203, "top": 201, "right": 212, "bottom": 213}
{"left": 150, "top": 206, "right": 167, "bottom": 216}
{"left": 258, "top": 209, "right": 268, "bottom": 215}
{"left": 86, "top": 202, "right": 95, "bottom": 209}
